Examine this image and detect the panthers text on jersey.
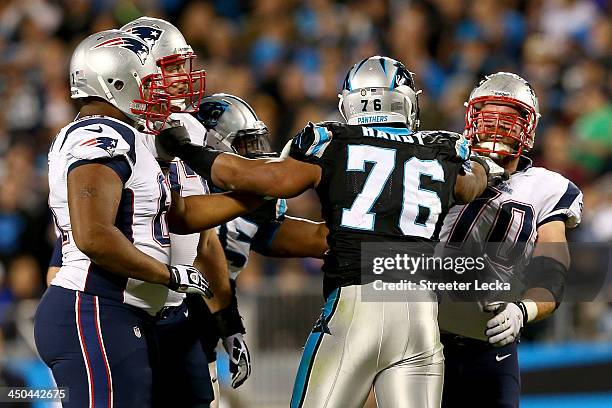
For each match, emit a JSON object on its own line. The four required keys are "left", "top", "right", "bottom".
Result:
{"left": 289, "top": 121, "right": 466, "bottom": 297}
{"left": 48, "top": 115, "right": 172, "bottom": 315}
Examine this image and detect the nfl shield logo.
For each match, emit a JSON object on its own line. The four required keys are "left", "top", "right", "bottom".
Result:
{"left": 133, "top": 326, "right": 142, "bottom": 338}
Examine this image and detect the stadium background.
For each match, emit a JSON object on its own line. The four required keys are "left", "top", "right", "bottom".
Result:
{"left": 0, "top": 0, "right": 610, "bottom": 407}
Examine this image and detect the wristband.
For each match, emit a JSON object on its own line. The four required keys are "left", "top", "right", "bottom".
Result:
{"left": 212, "top": 303, "right": 245, "bottom": 337}
{"left": 178, "top": 144, "right": 223, "bottom": 179}
{"left": 469, "top": 155, "right": 490, "bottom": 176}
{"left": 514, "top": 299, "right": 538, "bottom": 326}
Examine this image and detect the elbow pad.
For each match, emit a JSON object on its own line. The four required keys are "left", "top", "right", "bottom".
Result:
{"left": 523, "top": 256, "right": 568, "bottom": 308}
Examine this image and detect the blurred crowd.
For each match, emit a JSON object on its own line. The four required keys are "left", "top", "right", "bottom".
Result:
{"left": 0, "top": 0, "right": 611, "bottom": 369}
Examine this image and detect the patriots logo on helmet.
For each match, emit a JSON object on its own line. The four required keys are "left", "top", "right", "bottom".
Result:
{"left": 92, "top": 37, "right": 149, "bottom": 65}
{"left": 125, "top": 26, "right": 164, "bottom": 49}
{"left": 196, "top": 101, "right": 230, "bottom": 129}
{"left": 80, "top": 136, "right": 118, "bottom": 155}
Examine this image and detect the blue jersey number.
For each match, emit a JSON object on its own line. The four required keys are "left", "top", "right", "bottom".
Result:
{"left": 447, "top": 187, "right": 535, "bottom": 268}
{"left": 153, "top": 173, "right": 171, "bottom": 247}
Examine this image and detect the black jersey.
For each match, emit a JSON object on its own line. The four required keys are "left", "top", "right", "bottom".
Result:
{"left": 289, "top": 121, "right": 467, "bottom": 295}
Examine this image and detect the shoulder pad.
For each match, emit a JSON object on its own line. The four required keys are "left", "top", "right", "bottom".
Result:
{"left": 418, "top": 130, "right": 463, "bottom": 147}
{"left": 290, "top": 121, "right": 334, "bottom": 160}
{"left": 61, "top": 118, "right": 137, "bottom": 164}
{"left": 534, "top": 170, "right": 583, "bottom": 229}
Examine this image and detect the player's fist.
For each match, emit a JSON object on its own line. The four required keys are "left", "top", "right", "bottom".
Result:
{"left": 484, "top": 302, "right": 524, "bottom": 347}
{"left": 222, "top": 333, "right": 252, "bottom": 388}
{"left": 166, "top": 264, "right": 213, "bottom": 298}
{"left": 157, "top": 124, "right": 192, "bottom": 157}
{"left": 470, "top": 154, "right": 509, "bottom": 186}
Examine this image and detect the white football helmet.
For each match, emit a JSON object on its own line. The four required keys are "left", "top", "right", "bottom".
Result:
{"left": 465, "top": 72, "right": 540, "bottom": 158}
{"left": 338, "top": 56, "right": 420, "bottom": 130}
{"left": 69, "top": 29, "right": 170, "bottom": 133}
{"left": 121, "top": 16, "right": 205, "bottom": 113}
{"left": 194, "top": 94, "right": 273, "bottom": 158}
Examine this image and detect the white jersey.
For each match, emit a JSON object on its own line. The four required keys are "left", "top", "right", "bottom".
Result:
{"left": 141, "top": 113, "right": 209, "bottom": 307}
{"left": 48, "top": 116, "right": 172, "bottom": 315}
{"left": 217, "top": 198, "right": 287, "bottom": 280}
{"left": 437, "top": 157, "right": 583, "bottom": 339}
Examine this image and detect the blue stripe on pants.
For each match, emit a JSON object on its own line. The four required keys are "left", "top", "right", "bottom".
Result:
{"left": 291, "top": 288, "right": 340, "bottom": 408}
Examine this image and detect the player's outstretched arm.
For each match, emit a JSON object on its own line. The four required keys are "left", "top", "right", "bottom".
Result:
{"left": 453, "top": 161, "right": 488, "bottom": 204}
{"left": 68, "top": 163, "right": 171, "bottom": 284}
{"left": 157, "top": 125, "right": 321, "bottom": 198}
{"left": 261, "top": 216, "right": 329, "bottom": 258}
{"left": 211, "top": 154, "right": 321, "bottom": 198}
{"left": 168, "top": 190, "right": 266, "bottom": 234}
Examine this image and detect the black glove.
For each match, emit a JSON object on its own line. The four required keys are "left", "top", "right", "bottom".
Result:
{"left": 157, "top": 126, "right": 223, "bottom": 179}
{"left": 470, "top": 154, "right": 509, "bottom": 186}
{"left": 157, "top": 125, "right": 192, "bottom": 157}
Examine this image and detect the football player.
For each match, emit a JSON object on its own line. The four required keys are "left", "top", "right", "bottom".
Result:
{"left": 157, "top": 56, "right": 505, "bottom": 407}
{"left": 35, "top": 30, "right": 261, "bottom": 408}
{"left": 120, "top": 17, "right": 241, "bottom": 407}
{"left": 436, "top": 73, "right": 583, "bottom": 408}
{"left": 193, "top": 93, "right": 329, "bottom": 407}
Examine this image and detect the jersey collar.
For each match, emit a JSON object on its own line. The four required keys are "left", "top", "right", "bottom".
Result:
{"left": 515, "top": 156, "right": 532, "bottom": 173}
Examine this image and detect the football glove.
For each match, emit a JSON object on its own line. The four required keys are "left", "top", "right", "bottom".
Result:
{"left": 157, "top": 124, "right": 192, "bottom": 157}
{"left": 222, "top": 333, "right": 252, "bottom": 389}
{"left": 212, "top": 284, "right": 251, "bottom": 388}
{"left": 420, "top": 131, "right": 471, "bottom": 162}
{"left": 166, "top": 264, "right": 213, "bottom": 298}
{"left": 470, "top": 154, "right": 509, "bottom": 186}
{"left": 483, "top": 302, "right": 524, "bottom": 347}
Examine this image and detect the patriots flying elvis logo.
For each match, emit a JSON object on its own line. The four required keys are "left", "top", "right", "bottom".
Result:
{"left": 91, "top": 37, "right": 149, "bottom": 65}
{"left": 80, "top": 137, "right": 118, "bottom": 155}
{"left": 125, "top": 26, "right": 164, "bottom": 49}
{"left": 196, "top": 101, "right": 230, "bottom": 129}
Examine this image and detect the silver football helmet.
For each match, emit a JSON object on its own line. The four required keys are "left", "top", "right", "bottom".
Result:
{"left": 465, "top": 72, "right": 540, "bottom": 158}
{"left": 194, "top": 94, "right": 273, "bottom": 158}
{"left": 338, "top": 56, "right": 420, "bottom": 130}
{"left": 70, "top": 29, "right": 170, "bottom": 133}
{"left": 121, "top": 17, "right": 205, "bottom": 112}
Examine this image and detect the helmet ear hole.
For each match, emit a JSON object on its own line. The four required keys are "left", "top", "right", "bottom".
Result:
{"left": 114, "top": 80, "right": 124, "bottom": 91}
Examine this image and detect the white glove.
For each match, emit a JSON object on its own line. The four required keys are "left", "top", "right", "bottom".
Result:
{"left": 483, "top": 302, "right": 524, "bottom": 347}
{"left": 222, "top": 333, "right": 252, "bottom": 388}
{"left": 166, "top": 264, "right": 213, "bottom": 298}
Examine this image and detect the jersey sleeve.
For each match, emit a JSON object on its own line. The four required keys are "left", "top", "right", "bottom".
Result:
{"left": 249, "top": 199, "right": 288, "bottom": 253}
{"left": 537, "top": 175, "right": 583, "bottom": 229}
{"left": 289, "top": 122, "right": 334, "bottom": 165}
{"left": 64, "top": 120, "right": 136, "bottom": 183}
